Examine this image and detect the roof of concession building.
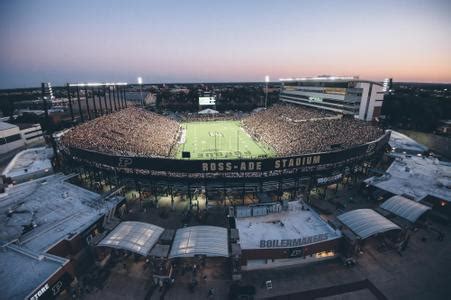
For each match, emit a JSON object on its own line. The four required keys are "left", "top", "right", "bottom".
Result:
{"left": 0, "top": 173, "right": 123, "bottom": 300}
{"left": 365, "top": 155, "right": 451, "bottom": 202}
{"left": 337, "top": 209, "right": 401, "bottom": 239}
{"left": 0, "top": 173, "right": 122, "bottom": 252}
{"left": 235, "top": 201, "right": 341, "bottom": 250}
{"left": 380, "top": 195, "right": 431, "bottom": 223}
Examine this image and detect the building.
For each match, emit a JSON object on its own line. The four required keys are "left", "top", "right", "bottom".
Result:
{"left": 436, "top": 119, "right": 451, "bottom": 137}
{"left": 0, "top": 173, "right": 125, "bottom": 300}
{"left": 0, "top": 121, "right": 26, "bottom": 155}
{"left": 279, "top": 76, "right": 390, "bottom": 121}
{"left": 0, "top": 121, "right": 45, "bottom": 156}
{"left": 19, "top": 123, "right": 45, "bottom": 146}
{"left": 234, "top": 201, "right": 342, "bottom": 270}
{"left": 365, "top": 154, "right": 451, "bottom": 220}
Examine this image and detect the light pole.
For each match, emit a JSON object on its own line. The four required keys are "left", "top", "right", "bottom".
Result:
{"left": 137, "top": 77, "right": 143, "bottom": 107}
{"left": 264, "top": 75, "right": 270, "bottom": 108}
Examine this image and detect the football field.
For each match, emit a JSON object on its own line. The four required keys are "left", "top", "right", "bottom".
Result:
{"left": 175, "top": 121, "right": 274, "bottom": 159}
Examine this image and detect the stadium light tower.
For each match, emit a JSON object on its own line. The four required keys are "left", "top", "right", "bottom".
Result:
{"left": 264, "top": 75, "right": 270, "bottom": 108}
{"left": 137, "top": 76, "right": 144, "bottom": 107}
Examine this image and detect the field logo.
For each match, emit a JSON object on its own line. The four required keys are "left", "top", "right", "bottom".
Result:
{"left": 52, "top": 281, "right": 63, "bottom": 296}
{"left": 118, "top": 157, "right": 133, "bottom": 168}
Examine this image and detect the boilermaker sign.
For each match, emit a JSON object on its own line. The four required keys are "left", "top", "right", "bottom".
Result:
{"left": 200, "top": 154, "right": 321, "bottom": 172}
{"left": 259, "top": 234, "right": 328, "bottom": 248}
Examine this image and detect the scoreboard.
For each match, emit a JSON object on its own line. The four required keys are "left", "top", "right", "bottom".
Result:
{"left": 199, "top": 96, "right": 216, "bottom": 106}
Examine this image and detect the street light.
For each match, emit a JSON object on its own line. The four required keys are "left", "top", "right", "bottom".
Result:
{"left": 264, "top": 75, "right": 270, "bottom": 108}
{"left": 137, "top": 77, "right": 144, "bottom": 107}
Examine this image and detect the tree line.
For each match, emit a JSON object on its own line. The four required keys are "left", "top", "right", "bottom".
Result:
{"left": 381, "top": 84, "right": 451, "bottom": 133}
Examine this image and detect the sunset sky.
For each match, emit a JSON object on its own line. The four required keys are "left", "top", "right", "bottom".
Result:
{"left": 0, "top": 0, "right": 450, "bottom": 88}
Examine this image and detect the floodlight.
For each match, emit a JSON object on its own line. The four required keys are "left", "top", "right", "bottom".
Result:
{"left": 87, "top": 82, "right": 103, "bottom": 87}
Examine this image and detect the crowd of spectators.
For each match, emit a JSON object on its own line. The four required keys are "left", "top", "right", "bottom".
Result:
{"left": 62, "top": 107, "right": 180, "bottom": 157}
{"left": 62, "top": 103, "right": 384, "bottom": 159}
{"left": 242, "top": 103, "right": 384, "bottom": 156}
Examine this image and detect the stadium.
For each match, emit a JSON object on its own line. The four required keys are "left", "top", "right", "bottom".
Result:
{"left": 58, "top": 96, "right": 390, "bottom": 208}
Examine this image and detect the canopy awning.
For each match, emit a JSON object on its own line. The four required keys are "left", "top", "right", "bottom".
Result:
{"left": 98, "top": 221, "right": 164, "bottom": 256}
{"left": 198, "top": 108, "right": 219, "bottom": 114}
{"left": 169, "top": 226, "right": 229, "bottom": 258}
{"left": 337, "top": 209, "right": 401, "bottom": 239}
{"left": 380, "top": 195, "right": 431, "bottom": 223}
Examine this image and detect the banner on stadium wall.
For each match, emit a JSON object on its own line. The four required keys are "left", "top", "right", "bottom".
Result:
{"left": 66, "top": 132, "right": 390, "bottom": 174}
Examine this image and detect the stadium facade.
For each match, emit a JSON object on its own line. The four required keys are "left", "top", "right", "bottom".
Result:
{"left": 279, "top": 76, "right": 391, "bottom": 121}
{"left": 59, "top": 131, "right": 390, "bottom": 209}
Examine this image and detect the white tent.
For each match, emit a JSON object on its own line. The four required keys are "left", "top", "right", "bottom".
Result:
{"left": 169, "top": 226, "right": 229, "bottom": 258}
{"left": 98, "top": 221, "right": 164, "bottom": 256}
{"left": 198, "top": 108, "right": 219, "bottom": 114}
{"left": 337, "top": 209, "right": 401, "bottom": 239}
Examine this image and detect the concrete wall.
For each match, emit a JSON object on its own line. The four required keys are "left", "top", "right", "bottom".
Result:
{"left": 0, "top": 126, "right": 26, "bottom": 155}
{"left": 21, "top": 124, "right": 45, "bottom": 145}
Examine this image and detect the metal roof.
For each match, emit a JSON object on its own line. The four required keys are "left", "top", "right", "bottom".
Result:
{"left": 337, "top": 209, "right": 401, "bottom": 239}
{"left": 0, "top": 173, "right": 121, "bottom": 251}
{"left": 380, "top": 195, "right": 431, "bottom": 223}
{"left": 0, "top": 121, "right": 18, "bottom": 131}
{"left": 169, "top": 226, "right": 229, "bottom": 258}
{"left": 235, "top": 201, "right": 341, "bottom": 250}
{"left": 98, "top": 221, "right": 164, "bottom": 256}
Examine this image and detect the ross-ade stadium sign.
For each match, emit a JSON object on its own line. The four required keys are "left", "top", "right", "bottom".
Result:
{"left": 65, "top": 132, "right": 390, "bottom": 174}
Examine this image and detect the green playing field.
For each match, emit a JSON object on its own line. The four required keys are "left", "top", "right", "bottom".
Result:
{"left": 175, "top": 121, "right": 274, "bottom": 159}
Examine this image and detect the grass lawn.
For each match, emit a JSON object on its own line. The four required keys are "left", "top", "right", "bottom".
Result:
{"left": 175, "top": 120, "right": 274, "bottom": 159}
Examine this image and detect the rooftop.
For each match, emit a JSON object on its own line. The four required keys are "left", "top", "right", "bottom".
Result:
{"left": 2, "top": 147, "right": 53, "bottom": 180}
{"left": 0, "top": 173, "right": 122, "bottom": 252}
{"left": 235, "top": 201, "right": 341, "bottom": 250}
{"left": 388, "top": 130, "right": 428, "bottom": 154}
{"left": 0, "top": 244, "right": 69, "bottom": 300}
{"left": 0, "top": 121, "right": 18, "bottom": 131}
{"left": 365, "top": 155, "right": 451, "bottom": 202}
{"left": 0, "top": 173, "right": 123, "bottom": 300}
{"left": 98, "top": 221, "right": 164, "bottom": 256}
{"left": 380, "top": 195, "right": 431, "bottom": 223}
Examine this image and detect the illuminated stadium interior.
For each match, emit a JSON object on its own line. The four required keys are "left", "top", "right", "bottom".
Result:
{"left": 176, "top": 121, "right": 274, "bottom": 159}
{"left": 62, "top": 103, "right": 384, "bottom": 161}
